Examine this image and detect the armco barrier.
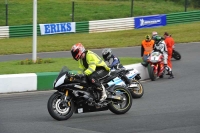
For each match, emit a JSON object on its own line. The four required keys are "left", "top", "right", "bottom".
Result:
{"left": 89, "top": 17, "right": 134, "bottom": 33}
{"left": 166, "top": 10, "right": 200, "bottom": 24}
{"left": 0, "top": 26, "right": 9, "bottom": 38}
{"left": 0, "top": 63, "right": 149, "bottom": 94}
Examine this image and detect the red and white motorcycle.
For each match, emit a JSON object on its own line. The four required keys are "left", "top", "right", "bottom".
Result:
{"left": 147, "top": 51, "right": 165, "bottom": 81}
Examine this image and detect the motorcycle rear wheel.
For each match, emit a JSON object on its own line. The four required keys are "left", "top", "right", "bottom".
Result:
{"left": 47, "top": 92, "right": 74, "bottom": 121}
{"left": 172, "top": 50, "right": 181, "bottom": 60}
{"left": 129, "top": 79, "right": 144, "bottom": 99}
{"left": 108, "top": 86, "right": 132, "bottom": 114}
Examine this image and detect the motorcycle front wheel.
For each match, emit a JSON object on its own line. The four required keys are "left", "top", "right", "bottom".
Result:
{"left": 129, "top": 79, "right": 144, "bottom": 99}
{"left": 47, "top": 92, "right": 74, "bottom": 121}
{"left": 148, "top": 64, "right": 157, "bottom": 81}
{"left": 108, "top": 86, "right": 132, "bottom": 114}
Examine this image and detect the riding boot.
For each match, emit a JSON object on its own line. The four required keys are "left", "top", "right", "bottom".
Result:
{"left": 168, "top": 71, "right": 174, "bottom": 79}
{"left": 166, "top": 72, "right": 170, "bottom": 75}
{"left": 99, "top": 85, "right": 107, "bottom": 102}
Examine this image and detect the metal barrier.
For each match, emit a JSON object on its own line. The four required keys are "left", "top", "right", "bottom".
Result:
{"left": 167, "top": 10, "right": 200, "bottom": 24}
{"left": 0, "top": 26, "right": 9, "bottom": 38}
{"left": 89, "top": 17, "right": 134, "bottom": 33}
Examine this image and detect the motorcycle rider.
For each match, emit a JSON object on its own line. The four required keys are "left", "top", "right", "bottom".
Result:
{"left": 71, "top": 43, "right": 110, "bottom": 102}
{"left": 152, "top": 31, "right": 158, "bottom": 40}
{"left": 153, "top": 36, "right": 173, "bottom": 79}
{"left": 141, "top": 35, "right": 155, "bottom": 67}
{"left": 102, "top": 48, "right": 123, "bottom": 69}
{"left": 102, "top": 48, "right": 132, "bottom": 85}
{"left": 163, "top": 32, "right": 175, "bottom": 79}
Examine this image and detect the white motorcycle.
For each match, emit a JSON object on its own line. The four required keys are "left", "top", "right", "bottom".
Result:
{"left": 108, "top": 65, "right": 144, "bottom": 99}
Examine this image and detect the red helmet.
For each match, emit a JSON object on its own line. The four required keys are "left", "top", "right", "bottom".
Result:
{"left": 71, "top": 43, "right": 85, "bottom": 61}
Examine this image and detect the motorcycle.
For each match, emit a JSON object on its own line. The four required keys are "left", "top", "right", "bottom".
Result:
{"left": 109, "top": 64, "right": 144, "bottom": 99}
{"left": 172, "top": 49, "right": 181, "bottom": 60}
{"left": 47, "top": 66, "right": 132, "bottom": 121}
{"left": 147, "top": 51, "right": 165, "bottom": 81}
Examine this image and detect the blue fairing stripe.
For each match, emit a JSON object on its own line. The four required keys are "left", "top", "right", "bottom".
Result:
{"left": 128, "top": 74, "right": 137, "bottom": 79}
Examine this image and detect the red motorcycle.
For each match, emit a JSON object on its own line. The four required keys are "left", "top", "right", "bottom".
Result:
{"left": 147, "top": 51, "right": 165, "bottom": 81}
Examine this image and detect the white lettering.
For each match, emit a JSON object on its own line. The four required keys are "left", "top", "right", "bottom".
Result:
{"left": 140, "top": 19, "right": 161, "bottom": 26}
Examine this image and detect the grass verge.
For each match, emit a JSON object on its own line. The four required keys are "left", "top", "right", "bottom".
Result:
{"left": 0, "top": 22, "right": 200, "bottom": 55}
{"left": 0, "top": 57, "right": 142, "bottom": 74}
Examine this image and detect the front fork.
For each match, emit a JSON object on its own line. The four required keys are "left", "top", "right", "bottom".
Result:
{"left": 65, "top": 90, "right": 71, "bottom": 106}
{"left": 152, "top": 64, "right": 158, "bottom": 75}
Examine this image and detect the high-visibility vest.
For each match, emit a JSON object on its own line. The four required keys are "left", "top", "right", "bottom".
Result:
{"left": 79, "top": 50, "right": 110, "bottom": 75}
{"left": 142, "top": 40, "right": 154, "bottom": 55}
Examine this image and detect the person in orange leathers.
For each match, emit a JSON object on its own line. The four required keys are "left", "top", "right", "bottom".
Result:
{"left": 163, "top": 32, "right": 174, "bottom": 79}
{"left": 141, "top": 35, "right": 155, "bottom": 67}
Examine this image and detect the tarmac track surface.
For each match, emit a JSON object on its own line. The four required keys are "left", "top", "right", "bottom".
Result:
{"left": 0, "top": 42, "right": 200, "bottom": 133}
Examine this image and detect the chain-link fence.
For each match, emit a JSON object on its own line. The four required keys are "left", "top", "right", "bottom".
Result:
{"left": 0, "top": 0, "right": 199, "bottom": 26}
{"left": 0, "top": 1, "right": 132, "bottom": 26}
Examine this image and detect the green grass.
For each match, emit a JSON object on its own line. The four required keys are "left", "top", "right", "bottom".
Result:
{"left": 0, "top": 57, "right": 142, "bottom": 74}
{"left": 0, "top": 0, "right": 199, "bottom": 26}
{"left": 0, "top": 21, "right": 200, "bottom": 55}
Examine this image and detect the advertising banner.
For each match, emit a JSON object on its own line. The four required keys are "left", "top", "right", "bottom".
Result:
{"left": 134, "top": 15, "right": 166, "bottom": 29}
{"left": 39, "top": 22, "right": 75, "bottom": 35}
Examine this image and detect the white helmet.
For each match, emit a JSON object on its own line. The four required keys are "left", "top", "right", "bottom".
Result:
{"left": 152, "top": 31, "right": 158, "bottom": 36}
{"left": 102, "top": 48, "right": 112, "bottom": 61}
{"left": 152, "top": 31, "right": 158, "bottom": 40}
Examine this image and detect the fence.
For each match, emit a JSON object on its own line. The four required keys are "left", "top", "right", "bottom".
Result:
{"left": 1, "top": 1, "right": 198, "bottom": 26}
{"left": 0, "top": 10, "right": 199, "bottom": 38}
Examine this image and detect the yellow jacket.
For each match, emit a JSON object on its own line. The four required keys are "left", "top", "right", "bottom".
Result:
{"left": 79, "top": 50, "right": 110, "bottom": 75}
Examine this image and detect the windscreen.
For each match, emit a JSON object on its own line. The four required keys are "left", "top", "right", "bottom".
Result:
{"left": 55, "top": 66, "right": 70, "bottom": 81}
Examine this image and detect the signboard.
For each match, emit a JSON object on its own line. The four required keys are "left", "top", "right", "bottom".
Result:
{"left": 39, "top": 22, "right": 75, "bottom": 35}
{"left": 134, "top": 15, "right": 166, "bottom": 29}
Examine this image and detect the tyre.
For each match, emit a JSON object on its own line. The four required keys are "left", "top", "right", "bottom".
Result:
{"left": 47, "top": 92, "right": 74, "bottom": 121}
{"left": 172, "top": 50, "right": 181, "bottom": 60}
{"left": 129, "top": 79, "right": 144, "bottom": 99}
{"left": 148, "top": 64, "right": 157, "bottom": 81}
{"left": 108, "top": 86, "right": 132, "bottom": 114}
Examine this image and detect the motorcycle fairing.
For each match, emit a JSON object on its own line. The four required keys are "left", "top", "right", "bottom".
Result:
{"left": 74, "top": 104, "right": 108, "bottom": 113}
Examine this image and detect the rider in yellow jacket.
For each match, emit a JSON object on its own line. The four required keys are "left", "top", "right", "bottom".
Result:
{"left": 71, "top": 43, "right": 110, "bottom": 102}
{"left": 78, "top": 50, "right": 110, "bottom": 75}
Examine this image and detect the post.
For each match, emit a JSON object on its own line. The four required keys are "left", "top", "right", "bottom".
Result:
{"left": 131, "top": 0, "right": 134, "bottom": 17}
{"left": 72, "top": 1, "right": 74, "bottom": 22}
{"left": 185, "top": 0, "right": 187, "bottom": 12}
{"left": 5, "top": 0, "right": 8, "bottom": 26}
{"left": 32, "top": 0, "right": 37, "bottom": 62}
